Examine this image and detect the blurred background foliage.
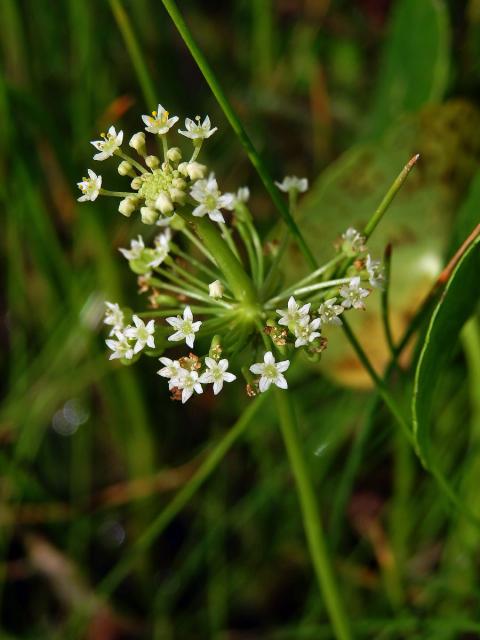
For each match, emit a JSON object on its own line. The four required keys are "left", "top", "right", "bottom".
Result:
{"left": 1, "top": 0, "right": 480, "bottom": 638}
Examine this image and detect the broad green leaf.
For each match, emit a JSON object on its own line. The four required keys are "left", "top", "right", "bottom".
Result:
{"left": 366, "top": 0, "right": 450, "bottom": 138}
{"left": 412, "top": 232, "right": 480, "bottom": 469}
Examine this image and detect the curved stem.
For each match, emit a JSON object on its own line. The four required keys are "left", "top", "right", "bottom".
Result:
{"left": 160, "top": 0, "right": 317, "bottom": 270}
{"left": 276, "top": 390, "right": 352, "bottom": 640}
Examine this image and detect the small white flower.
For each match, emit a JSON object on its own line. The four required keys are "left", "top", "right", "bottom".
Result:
{"left": 119, "top": 235, "right": 145, "bottom": 261}
{"left": 250, "top": 351, "right": 290, "bottom": 392}
{"left": 275, "top": 176, "right": 308, "bottom": 194}
{"left": 106, "top": 331, "right": 134, "bottom": 360}
{"left": 293, "top": 317, "right": 321, "bottom": 348}
{"left": 157, "top": 357, "right": 184, "bottom": 383}
{"left": 148, "top": 229, "right": 171, "bottom": 268}
{"left": 339, "top": 277, "right": 370, "bottom": 310}
{"left": 208, "top": 280, "right": 224, "bottom": 299}
{"left": 142, "top": 104, "right": 179, "bottom": 135}
{"left": 77, "top": 169, "right": 102, "bottom": 202}
{"left": 318, "top": 298, "right": 344, "bottom": 326}
{"left": 365, "top": 254, "right": 385, "bottom": 289}
{"left": 166, "top": 305, "right": 202, "bottom": 348}
{"left": 175, "top": 370, "right": 203, "bottom": 404}
{"left": 104, "top": 301, "right": 124, "bottom": 335}
{"left": 341, "top": 227, "right": 366, "bottom": 255}
{"left": 225, "top": 186, "right": 250, "bottom": 209}
{"left": 178, "top": 115, "right": 217, "bottom": 140}
{"left": 199, "top": 358, "right": 236, "bottom": 395}
{"left": 91, "top": 125, "right": 123, "bottom": 161}
{"left": 276, "top": 296, "right": 311, "bottom": 329}
{"left": 190, "top": 173, "right": 234, "bottom": 223}
{"left": 124, "top": 315, "right": 155, "bottom": 353}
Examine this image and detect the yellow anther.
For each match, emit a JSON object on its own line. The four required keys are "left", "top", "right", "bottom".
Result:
{"left": 152, "top": 110, "right": 157, "bottom": 117}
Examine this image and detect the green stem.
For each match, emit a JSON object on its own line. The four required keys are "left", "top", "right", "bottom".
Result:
{"left": 171, "top": 244, "right": 223, "bottom": 282}
{"left": 160, "top": 0, "right": 317, "bottom": 270}
{"left": 266, "top": 278, "right": 352, "bottom": 306}
{"left": 177, "top": 210, "right": 257, "bottom": 305}
{"left": 108, "top": 0, "right": 157, "bottom": 107}
{"left": 381, "top": 244, "right": 396, "bottom": 358}
{"left": 148, "top": 276, "right": 229, "bottom": 308}
{"left": 116, "top": 149, "right": 147, "bottom": 174}
{"left": 236, "top": 221, "right": 259, "bottom": 284}
{"left": 219, "top": 221, "right": 242, "bottom": 262}
{"left": 276, "top": 390, "right": 352, "bottom": 640}
{"left": 363, "top": 154, "right": 419, "bottom": 240}
{"left": 341, "top": 317, "right": 413, "bottom": 445}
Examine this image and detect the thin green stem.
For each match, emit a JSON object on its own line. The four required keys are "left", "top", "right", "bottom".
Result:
{"left": 244, "top": 218, "right": 264, "bottom": 285}
{"left": 363, "top": 154, "right": 419, "bottom": 241}
{"left": 100, "top": 189, "right": 135, "bottom": 198}
{"left": 171, "top": 244, "right": 223, "bottom": 282}
{"left": 266, "top": 278, "right": 352, "bottom": 306}
{"left": 276, "top": 391, "right": 352, "bottom": 640}
{"left": 168, "top": 260, "right": 210, "bottom": 292}
{"left": 160, "top": 0, "right": 317, "bottom": 270}
{"left": 236, "top": 221, "right": 259, "bottom": 285}
{"left": 381, "top": 244, "right": 396, "bottom": 358}
{"left": 116, "top": 149, "right": 147, "bottom": 174}
{"left": 219, "top": 221, "right": 241, "bottom": 262}
{"left": 108, "top": 0, "right": 157, "bottom": 107}
{"left": 180, "top": 227, "right": 218, "bottom": 266}
{"left": 177, "top": 210, "right": 257, "bottom": 304}
{"left": 137, "top": 306, "right": 220, "bottom": 318}
{"left": 341, "top": 317, "right": 413, "bottom": 445}
{"left": 148, "top": 276, "right": 230, "bottom": 308}
{"left": 283, "top": 255, "right": 344, "bottom": 295}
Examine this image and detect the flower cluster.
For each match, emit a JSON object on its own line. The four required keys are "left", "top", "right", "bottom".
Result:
{"left": 78, "top": 103, "right": 385, "bottom": 403}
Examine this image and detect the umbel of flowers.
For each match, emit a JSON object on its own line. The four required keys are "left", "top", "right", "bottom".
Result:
{"left": 78, "top": 103, "right": 384, "bottom": 403}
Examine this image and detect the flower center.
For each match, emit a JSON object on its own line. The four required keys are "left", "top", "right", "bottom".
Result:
{"left": 264, "top": 364, "right": 278, "bottom": 379}
{"left": 138, "top": 170, "right": 174, "bottom": 205}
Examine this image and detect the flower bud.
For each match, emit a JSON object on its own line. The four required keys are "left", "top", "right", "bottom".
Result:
{"left": 131, "top": 176, "right": 143, "bottom": 190}
{"left": 140, "top": 206, "right": 159, "bottom": 225}
{"left": 208, "top": 280, "right": 224, "bottom": 299}
{"left": 167, "top": 147, "right": 182, "bottom": 163}
{"left": 118, "top": 197, "right": 137, "bottom": 217}
{"left": 145, "top": 155, "right": 160, "bottom": 169}
{"left": 118, "top": 160, "right": 135, "bottom": 177}
{"left": 129, "top": 132, "right": 146, "bottom": 156}
{"left": 178, "top": 162, "right": 189, "bottom": 176}
{"left": 155, "top": 192, "right": 174, "bottom": 214}
{"left": 169, "top": 187, "right": 186, "bottom": 204}
{"left": 186, "top": 162, "right": 207, "bottom": 180}
{"left": 172, "top": 177, "right": 186, "bottom": 189}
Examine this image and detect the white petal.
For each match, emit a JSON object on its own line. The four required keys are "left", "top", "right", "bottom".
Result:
{"left": 276, "top": 360, "right": 290, "bottom": 373}
{"left": 259, "top": 377, "right": 271, "bottom": 393}
{"left": 275, "top": 375, "right": 288, "bottom": 389}
{"left": 249, "top": 364, "right": 263, "bottom": 375}
{"left": 264, "top": 351, "right": 275, "bottom": 364}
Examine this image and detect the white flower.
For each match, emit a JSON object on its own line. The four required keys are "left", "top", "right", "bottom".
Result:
{"left": 178, "top": 115, "right": 217, "bottom": 140}
{"left": 104, "top": 301, "right": 124, "bottom": 335}
{"left": 208, "top": 280, "right": 224, "bottom": 299}
{"left": 124, "top": 315, "right": 155, "bottom": 353}
{"left": 199, "top": 358, "right": 236, "bottom": 395}
{"left": 275, "top": 176, "right": 308, "bottom": 193}
{"left": 91, "top": 125, "right": 123, "bottom": 161}
{"left": 119, "top": 235, "right": 145, "bottom": 261}
{"left": 157, "top": 357, "right": 184, "bottom": 384}
{"left": 225, "top": 186, "right": 250, "bottom": 209}
{"left": 106, "top": 331, "right": 134, "bottom": 360}
{"left": 249, "top": 351, "right": 290, "bottom": 392}
{"left": 77, "top": 169, "right": 102, "bottom": 202}
{"left": 318, "top": 298, "right": 344, "bottom": 326}
{"left": 293, "top": 317, "right": 321, "bottom": 348}
{"left": 365, "top": 254, "right": 385, "bottom": 289}
{"left": 339, "top": 277, "right": 370, "bottom": 310}
{"left": 175, "top": 370, "right": 203, "bottom": 404}
{"left": 142, "top": 104, "right": 179, "bottom": 135}
{"left": 341, "top": 227, "right": 366, "bottom": 255}
{"left": 166, "top": 305, "right": 202, "bottom": 348}
{"left": 148, "top": 229, "right": 171, "bottom": 268}
{"left": 190, "top": 173, "right": 234, "bottom": 223}
{"left": 276, "top": 296, "right": 311, "bottom": 329}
